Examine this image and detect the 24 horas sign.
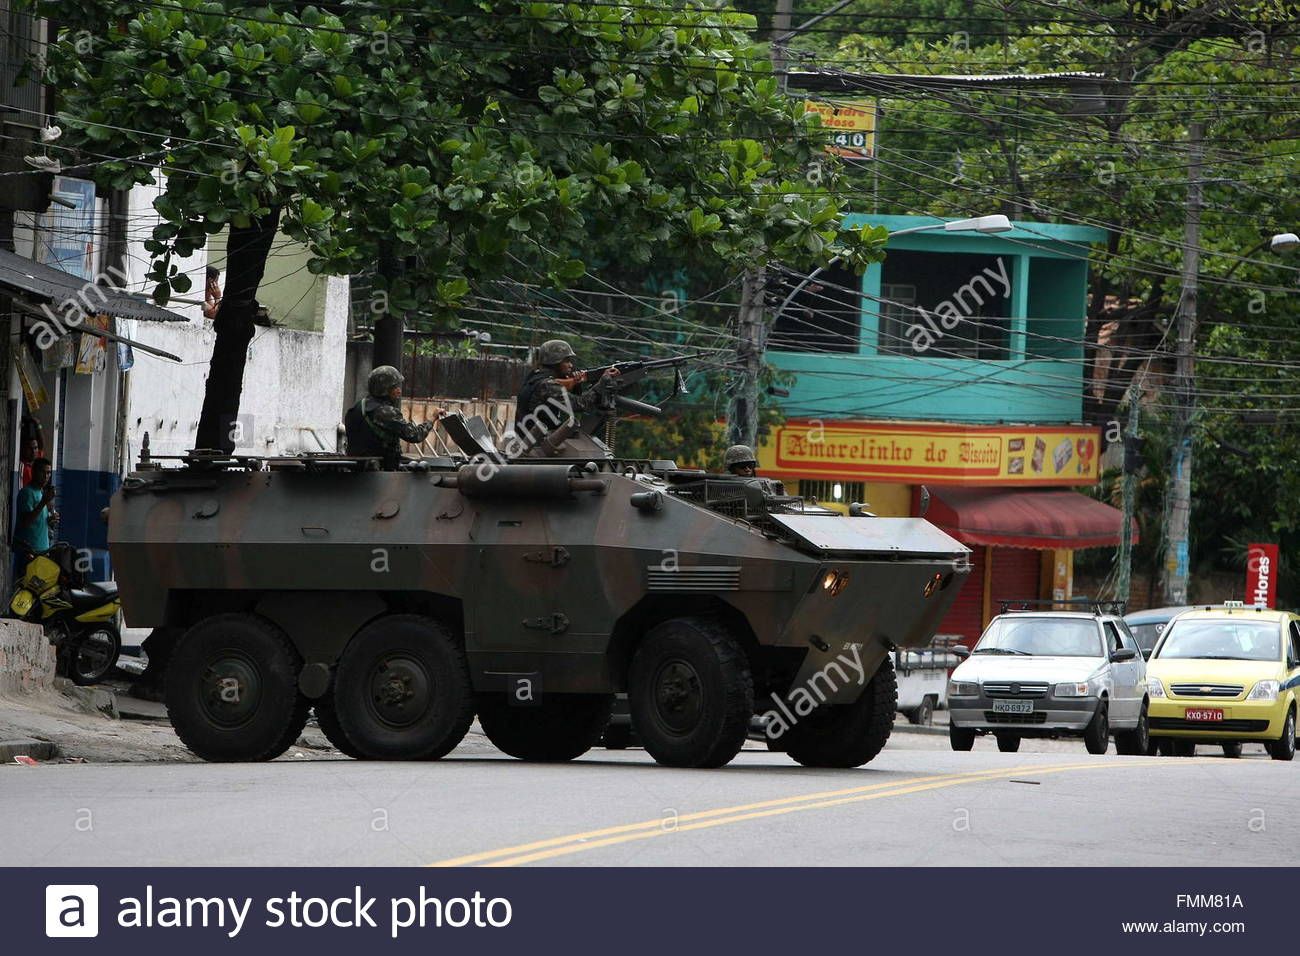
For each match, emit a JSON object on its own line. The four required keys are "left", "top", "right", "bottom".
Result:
{"left": 759, "top": 420, "right": 1101, "bottom": 486}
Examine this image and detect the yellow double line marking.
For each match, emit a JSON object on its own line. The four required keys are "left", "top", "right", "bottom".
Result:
{"left": 430, "top": 759, "right": 1160, "bottom": 867}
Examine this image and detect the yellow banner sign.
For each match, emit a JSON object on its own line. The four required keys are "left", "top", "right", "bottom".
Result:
{"left": 759, "top": 420, "right": 1100, "bottom": 486}
{"left": 804, "top": 99, "right": 875, "bottom": 160}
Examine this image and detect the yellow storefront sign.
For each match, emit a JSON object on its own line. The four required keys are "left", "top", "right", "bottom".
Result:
{"left": 803, "top": 99, "right": 875, "bottom": 160}
{"left": 759, "top": 420, "right": 1100, "bottom": 486}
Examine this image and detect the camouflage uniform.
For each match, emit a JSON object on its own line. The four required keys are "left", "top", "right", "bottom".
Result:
{"left": 724, "top": 444, "right": 758, "bottom": 476}
{"left": 345, "top": 366, "right": 433, "bottom": 470}
{"left": 515, "top": 340, "right": 613, "bottom": 442}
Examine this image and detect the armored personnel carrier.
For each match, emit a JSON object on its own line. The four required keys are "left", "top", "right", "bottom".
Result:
{"left": 109, "top": 405, "right": 969, "bottom": 769}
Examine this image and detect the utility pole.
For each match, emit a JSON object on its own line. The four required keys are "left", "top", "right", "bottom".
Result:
{"left": 727, "top": 0, "right": 791, "bottom": 449}
{"left": 1160, "top": 120, "right": 1203, "bottom": 606}
{"left": 728, "top": 268, "right": 766, "bottom": 447}
{"left": 1115, "top": 380, "right": 1140, "bottom": 604}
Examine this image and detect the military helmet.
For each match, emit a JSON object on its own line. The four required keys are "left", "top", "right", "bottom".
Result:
{"left": 367, "top": 365, "right": 404, "bottom": 398}
{"left": 538, "top": 339, "right": 577, "bottom": 367}
{"left": 724, "top": 445, "right": 758, "bottom": 469}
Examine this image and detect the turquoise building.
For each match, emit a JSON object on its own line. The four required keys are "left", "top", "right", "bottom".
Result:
{"left": 759, "top": 215, "right": 1129, "bottom": 642}
{"left": 769, "top": 214, "right": 1107, "bottom": 423}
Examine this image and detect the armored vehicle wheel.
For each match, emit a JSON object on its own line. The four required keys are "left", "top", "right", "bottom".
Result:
{"left": 628, "top": 617, "right": 754, "bottom": 769}
{"left": 314, "top": 696, "right": 363, "bottom": 759}
{"left": 477, "top": 693, "right": 613, "bottom": 761}
{"left": 165, "top": 613, "right": 310, "bottom": 762}
{"left": 783, "top": 655, "right": 897, "bottom": 769}
{"left": 331, "top": 615, "right": 473, "bottom": 761}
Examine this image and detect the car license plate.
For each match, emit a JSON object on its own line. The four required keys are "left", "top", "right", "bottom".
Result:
{"left": 1185, "top": 708, "right": 1224, "bottom": 722}
{"left": 992, "top": 700, "right": 1033, "bottom": 715}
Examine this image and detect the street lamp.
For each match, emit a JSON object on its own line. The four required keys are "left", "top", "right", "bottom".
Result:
{"left": 891, "top": 214, "right": 1013, "bottom": 238}
{"left": 1269, "top": 232, "right": 1299, "bottom": 252}
{"left": 773, "top": 214, "right": 1014, "bottom": 324}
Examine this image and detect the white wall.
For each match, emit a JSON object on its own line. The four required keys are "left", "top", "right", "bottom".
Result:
{"left": 117, "top": 182, "right": 348, "bottom": 465}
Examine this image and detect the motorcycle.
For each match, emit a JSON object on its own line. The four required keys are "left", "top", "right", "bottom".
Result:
{"left": 9, "top": 543, "right": 121, "bottom": 685}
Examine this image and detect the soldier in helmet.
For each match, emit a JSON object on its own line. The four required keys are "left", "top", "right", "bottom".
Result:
{"left": 515, "top": 339, "right": 619, "bottom": 443}
{"left": 723, "top": 444, "right": 758, "bottom": 478}
{"left": 344, "top": 365, "right": 440, "bottom": 470}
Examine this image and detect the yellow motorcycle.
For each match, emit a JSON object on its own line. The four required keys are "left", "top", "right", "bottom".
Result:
{"left": 10, "top": 543, "right": 121, "bottom": 685}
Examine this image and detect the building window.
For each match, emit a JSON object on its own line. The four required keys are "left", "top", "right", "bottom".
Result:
{"left": 800, "top": 479, "right": 866, "bottom": 505}
{"left": 878, "top": 282, "right": 917, "bottom": 358}
{"left": 874, "top": 250, "right": 1012, "bottom": 359}
{"left": 769, "top": 263, "right": 861, "bottom": 354}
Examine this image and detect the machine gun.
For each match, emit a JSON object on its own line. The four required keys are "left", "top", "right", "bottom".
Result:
{"left": 576, "top": 353, "right": 695, "bottom": 442}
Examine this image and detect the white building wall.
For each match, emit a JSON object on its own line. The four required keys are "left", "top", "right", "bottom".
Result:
{"left": 117, "top": 182, "right": 348, "bottom": 465}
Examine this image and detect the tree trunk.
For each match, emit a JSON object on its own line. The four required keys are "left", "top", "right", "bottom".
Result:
{"left": 372, "top": 243, "right": 404, "bottom": 369}
{"left": 195, "top": 208, "right": 282, "bottom": 452}
{"left": 373, "top": 313, "right": 403, "bottom": 368}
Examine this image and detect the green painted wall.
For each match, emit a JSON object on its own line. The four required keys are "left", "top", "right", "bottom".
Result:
{"left": 770, "top": 215, "right": 1105, "bottom": 424}
{"left": 206, "top": 229, "right": 327, "bottom": 333}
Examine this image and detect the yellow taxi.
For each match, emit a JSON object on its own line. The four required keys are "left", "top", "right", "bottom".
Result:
{"left": 1147, "top": 603, "right": 1299, "bottom": 760}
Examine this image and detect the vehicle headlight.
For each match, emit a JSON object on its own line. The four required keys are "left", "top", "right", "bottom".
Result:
{"left": 1147, "top": 677, "right": 1166, "bottom": 698}
{"left": 948, "top": 680, "right": 980, "bottom": 697}
{"left": 1247, "top": 680, "right": 1280, "bottom": 701}
{"left": 1054, "top": 681, "right": 1093, "bottom": 698}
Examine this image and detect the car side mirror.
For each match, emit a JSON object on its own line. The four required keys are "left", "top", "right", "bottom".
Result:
{"left": 951, "top": 645, "right": 970, "bottom": 660}
{"left": 1109, "top": 648, "right": 1137, "bottom": 663}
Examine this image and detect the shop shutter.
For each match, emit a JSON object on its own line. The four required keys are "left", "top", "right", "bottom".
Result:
{"left": 989, "top": 547, "right": 1042, "bottom": 613}
{"left": 938, "top": 546, "right": 986, "bottom": 647}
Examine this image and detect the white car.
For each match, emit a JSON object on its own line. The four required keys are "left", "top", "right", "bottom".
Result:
{"left": 947, "top": 611, "right": 1149, "bottom": 755}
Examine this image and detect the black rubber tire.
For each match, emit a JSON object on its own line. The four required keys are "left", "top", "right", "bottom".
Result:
{"left": 784, "top": 656, "right": 898, "bottom": 768}
{"left": 908, "top": 695, "right": 936, "bottom": 727}
{"left": 949, "top": 724, "right": 976, "bottom": 751}
{"left": 165, "top": 613, "right": 309, "bottom": 762}
{"left": 602, "top": 722, "right": 634, "bottom": 750}
{"left": 1083, "top": 700, "right": 1109, "bottom": 755}
{"left": 478, "top": 693, "right": 613, "bottom": 761}
{"left": 628, "top": 616, "right": 754, "bottom": 769}
{"left": 331, "top": 614, "right": 473, "bottom": 761}
{"left": 1115, "top": 701, "right": 1151, "bottom": 756}
{"left": 314, "top": 695, "right": 363, "bottom": 759}
{"left": 1268, "top": 710, "right": 1296, "bottom": 761}
{"left": 68, "top": 624, "right": 121, "bottom": 686}
{"left": 1154, "top": 737, "right": 1173, "bottom": 756}
{"left": 996, "top": 733, "right": 1021, "bottom": 753}
{"left": 1172, "top": 739, "right": 1196, "bottom": 757}
{"left": 1221, "top": 741, "right": 1243, "bottom": 759}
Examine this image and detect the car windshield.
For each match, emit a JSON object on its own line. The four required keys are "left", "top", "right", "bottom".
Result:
{"left": 1128, "top": 622, "right": 1164, "bottom": 655}
{"left": 1155, "top": 620, "right": 1280, "bottom": 662}
{"left": 972, "top": 617, "right": 1102, "bottom": 657}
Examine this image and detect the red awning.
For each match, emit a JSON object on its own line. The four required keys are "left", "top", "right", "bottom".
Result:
{"left": 924, "top": 486, "right": 1135, "bottom": 550}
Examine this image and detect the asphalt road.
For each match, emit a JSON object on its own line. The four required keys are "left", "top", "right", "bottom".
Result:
{"left": 3, "top": 735, "right": 1295, "bottom": 866}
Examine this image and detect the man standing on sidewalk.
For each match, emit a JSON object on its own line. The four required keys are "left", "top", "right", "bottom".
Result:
{"left": 13, "top": 456, "right": 56, "bottom": 577}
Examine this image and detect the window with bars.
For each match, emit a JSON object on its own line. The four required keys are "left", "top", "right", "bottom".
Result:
{"left": 874, "top": 250, "right": 1012, "bottom": 359}
{"left": 799, "top": 479, "right": 866, "bottom": 505}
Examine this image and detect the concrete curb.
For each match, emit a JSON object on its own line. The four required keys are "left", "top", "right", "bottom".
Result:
{"left": 891, "top": 723, "right": 948, "bottom": 736}
{"left": 0, "top": 738, "right": 58, "bottom": 762}
{"left": 53, "top": 679, "right": 120, "bottom": 719}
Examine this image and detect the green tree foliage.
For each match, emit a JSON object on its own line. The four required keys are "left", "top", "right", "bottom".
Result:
{"left": 784, "top": 0, "right": 1300, "bottom": 598}
{"left": 32, "top": 0, "right": 886, "bottom": 447}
